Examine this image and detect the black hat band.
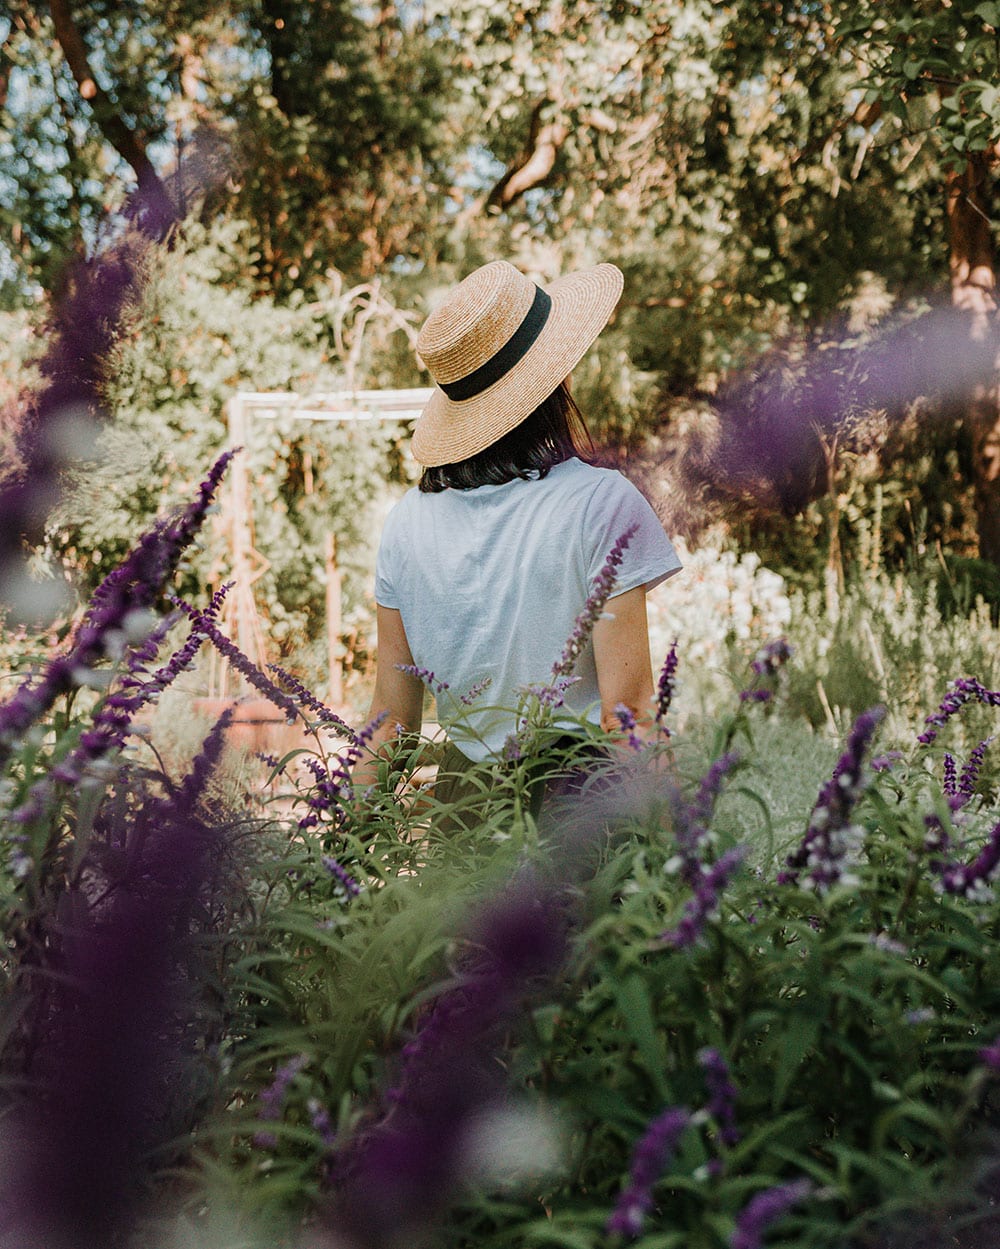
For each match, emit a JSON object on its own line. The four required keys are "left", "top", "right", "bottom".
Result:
{"left": 438, "top": 285, "right": 552, "bottom": 401}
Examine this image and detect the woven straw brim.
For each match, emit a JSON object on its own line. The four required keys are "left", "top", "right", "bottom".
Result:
{"left": 411, "top": 263, "right": 624, "bottom": 467}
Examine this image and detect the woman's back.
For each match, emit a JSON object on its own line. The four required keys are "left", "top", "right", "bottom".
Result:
{"left": 376, "top": 458, "right": 680, "bottom": 759}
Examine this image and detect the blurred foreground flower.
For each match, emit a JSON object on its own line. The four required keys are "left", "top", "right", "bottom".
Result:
{"left": 0, "top": 712, "right": 243, "bottom": 1249}
{"left": 328, "top": 873, "right": 568, "bottom": 1248}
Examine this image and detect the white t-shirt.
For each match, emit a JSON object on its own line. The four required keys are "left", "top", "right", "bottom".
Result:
{"left": 374, "top": 457, "right": 682, "bottom": 761}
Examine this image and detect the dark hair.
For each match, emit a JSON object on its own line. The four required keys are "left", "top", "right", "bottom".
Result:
{"left": 418, "top": 382, "right": 595, "bottom": 493}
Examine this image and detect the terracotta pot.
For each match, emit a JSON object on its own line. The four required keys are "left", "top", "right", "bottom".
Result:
{"left": 191, "top": 697, "right": 312, "bottom": 759}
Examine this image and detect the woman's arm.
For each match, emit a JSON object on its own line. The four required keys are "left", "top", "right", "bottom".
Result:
{"left": 592, "top": 585, "right": 656, "bottom": 738}
{"left": 353, "top": 605, "right": 424, "bottom": 789}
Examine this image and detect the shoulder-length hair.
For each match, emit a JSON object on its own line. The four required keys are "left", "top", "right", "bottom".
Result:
{"left": 418, "top": 382, "right": 595, "bottom": 493}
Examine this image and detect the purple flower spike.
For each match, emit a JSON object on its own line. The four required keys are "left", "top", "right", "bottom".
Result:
{"left": 655, "top": 641, "right": 679, "bottom": 729}
{"left": 671, "top": 752, "right": 741, "bottom": 884}
{"left": 661, "top": 847, "right": 747, "bottom": 948}
{"left": 395, "top": 664, "right": 449, "bottom": 695}
{"left": 978, "top": 1036, "right": 1000, "bottom": 1072}
{"left": 308, "top": 1097, "right": 337, "bottom": 1149}
{"left": 254, "top": 1054, "right": 309, "bottom": 1149}
{"left": 552, "top": 524, "right": 639, "bottom": 679}
{"left": 739, "top": 638, "right": 792, "bottom": 706}
{"left": 731, "top": 1178, "right": 813, "bottom": 1249}
{"left": 779, "top": 707, "right": 884, "bottom": 892}
{"left": 932, "top": 817, "right": 1000, "bottom": 901}
{"left": 957, "top": 736, "right": 993, "bottom": 807}
{"left": 750, "top": 638, "right": 793, "bottom": 677}
{"left": 172, "top": 597, "right": 301, "bottom": 724}
{"left": 270, "top": 664, "right": 355, "bottom": 739}
{"left": 460, "top": 675, "right": 492, "bottom": 705}
{"left": 918, "top": 677, "right": 1000, "bottom": 747}
{"left": 614, "top": 704, "right": 644, "bottom": 751}
{"left": 333, "top": 875, "right": 568, "bottom": 1246}
{"left": 322, "top": 856, "right": 361, "bottom": 899}
{"left": 0, "top": 453, "right": 235, "bottom": 765}
{"left": 297, "top": 710, "right": 389, "bottom": 833}
{"left": 606, "top": 1106, "right": 691, "bottom": 1239}
{"left": 698, "top": 1047, "right": 741, "bottom": 1149}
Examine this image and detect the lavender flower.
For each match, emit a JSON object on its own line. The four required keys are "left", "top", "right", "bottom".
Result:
{"left": 654, "top": 641, "right": 679, "bottom": 729}
{"left": 943, "top": 753, "right": 958, "bottom": 797}
{"left": 779, "top": 706, "right": 884, "bottom": 892}
{"left": 923, "top": 813, "right": 952, "bottom": 855}
{"left": 172, "top": 597, "right": 300, "bottom": 724}
{"left": 270, "top": 663, "right": 355, "bottom": 740}
{"left": 978, "top": 1036, "right": 1000, "bottom": 1072}
{"left": 661, "top": 846, "right": 747, "bottom": 948}
{"left": 460, "top": 675, "right": 492, "bottom": 705}
{"left": 672, "top": 751, "right": 741, "bottom": 884}
{"left": 697, "top": 1047, "right": 741, "bottom": 1148}
{"left": 395, "top": 664, "right": 450, "bottom": 695}
{"left": 605, "top": 1106, "right": 691, "bottom": 1239}
{"left": 523, "top": 674, "right": 579, "bottom": 710}
{"left": 731, "top": 1178, "right": 813, "bottom": 1249}
{"left": 501, "top": 734, "right": 524, "bottom": 763}
{"left": 1, "top": 176, "right": 177, "bottom": 627}
{"left": 931, "top": 817, "right": 1000, "bottom": 901}
{"left": 255, "top": 1054, "right": 310, "bottom": 1148}
{"left": 0, "top": 708, "right": 237, "bottom": 1249}
{"left": 957, "top": 736, "right": 993, "bottom": 807}
{"left": 871, "top": 751, "right": 903, "bottom": 773}
{"left": 750, "top": 638, "right": 793, "bottom": 676}
{"left": 308, "top": 1097, "right": 337, "bottom": 1149}
{"left": 297, "top": 712, "right": 388, "bottom": 832}
{"left": 333, "top": 875, "right": 568, "bottom": 1246}
{"left": 552, "top": 524, "right": 639, "bottom": 679}
{"left": 322, "top": 855, "right": 361, "bottom": 899}
{"left": 918, "top": 677, "right": 1000, "bottom": 746}
{"left": 7, "top": 587, "right": 234, "bottom": 831}
{"left": 737, "top": 638, "right": 793, "bottom": 707}
{"left": 614, "top": 704, "right": 645, "bottom": 752}
{"left": 0, "top": 452, "right": 235, "bottom": 764}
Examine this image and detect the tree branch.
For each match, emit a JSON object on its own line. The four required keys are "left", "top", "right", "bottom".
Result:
{"left": 46, "top": 0, "right": 174, "bottom": 216}
{"left": 486, "top": 99, "right": 568, "bottom": 211}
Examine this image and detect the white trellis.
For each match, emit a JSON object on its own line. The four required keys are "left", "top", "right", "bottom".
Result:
{"left": 219, "top": 388, "right": 433, "bottom": 705}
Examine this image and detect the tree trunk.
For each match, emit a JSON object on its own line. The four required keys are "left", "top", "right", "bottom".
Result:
{"left": 486, "top": 100, "right": 568, "bottom": 211}
{"left": 47, "top": 0, "right": 174, "bottom": 222}
{"left": 945, "top": 153, "right": 1000, "bottom": 564}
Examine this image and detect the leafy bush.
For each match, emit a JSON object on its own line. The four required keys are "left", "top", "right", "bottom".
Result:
{"left": 5, "top": 452, "right": 1000, "bottom": 1249}
{"left": 784, "top": 564, "right": 1000, "bottom": 749}
{"left": 43, "top": 219, "right": 417, "bottom": 668}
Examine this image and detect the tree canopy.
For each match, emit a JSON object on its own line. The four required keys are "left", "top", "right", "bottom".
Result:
{"left": 3, "top": 0, "right": 1000, "bottom": 577}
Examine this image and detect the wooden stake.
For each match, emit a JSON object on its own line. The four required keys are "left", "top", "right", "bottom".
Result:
{"left": 326, "top": 530, "right": 343, "bottom": 706}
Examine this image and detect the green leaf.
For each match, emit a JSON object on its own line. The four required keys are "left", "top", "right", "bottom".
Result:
{"left": 771, "top": 1009, "right": 822, "bottom": 1109}
{"left": 613, "top": 974, "right": 669, "bottom": 1096}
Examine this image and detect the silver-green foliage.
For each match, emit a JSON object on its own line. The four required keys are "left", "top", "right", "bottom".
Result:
{"left": 48, "top": 220, "right": 412, "bottom": 653}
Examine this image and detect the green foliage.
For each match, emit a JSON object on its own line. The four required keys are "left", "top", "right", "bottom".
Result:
{"left": 4, "top": 466, "right": 1000, "bottom": 1246}
{"left": 0, "top": 304, "right": 45, "bottom": 479}
{"left": 190, "top": 652, "right": 1000, "bottom": 1249}
{"left": 45, "top": 220, "right": 415, "bottom": 665}
{"left": 783, "top": 563, "right": 1000, "bottom": 749}
{"left": 834, "top": 1, "right": 1000, "bottom": 166}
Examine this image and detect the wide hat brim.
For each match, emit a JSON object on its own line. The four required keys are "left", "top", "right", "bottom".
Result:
{"left": 411, "top": 263, "right": 624, "bottom": 467}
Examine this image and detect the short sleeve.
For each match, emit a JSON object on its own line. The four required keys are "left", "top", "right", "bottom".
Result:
{"left": 374, "top": 499, "right": 403, "bottom": 609}
{"left": 583, "top": 471, "right": 682, "bottom": 595}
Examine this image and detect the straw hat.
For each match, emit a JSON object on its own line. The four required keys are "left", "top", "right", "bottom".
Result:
{"left": 411, "top": 260, "right": 623, "bottom": 467}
